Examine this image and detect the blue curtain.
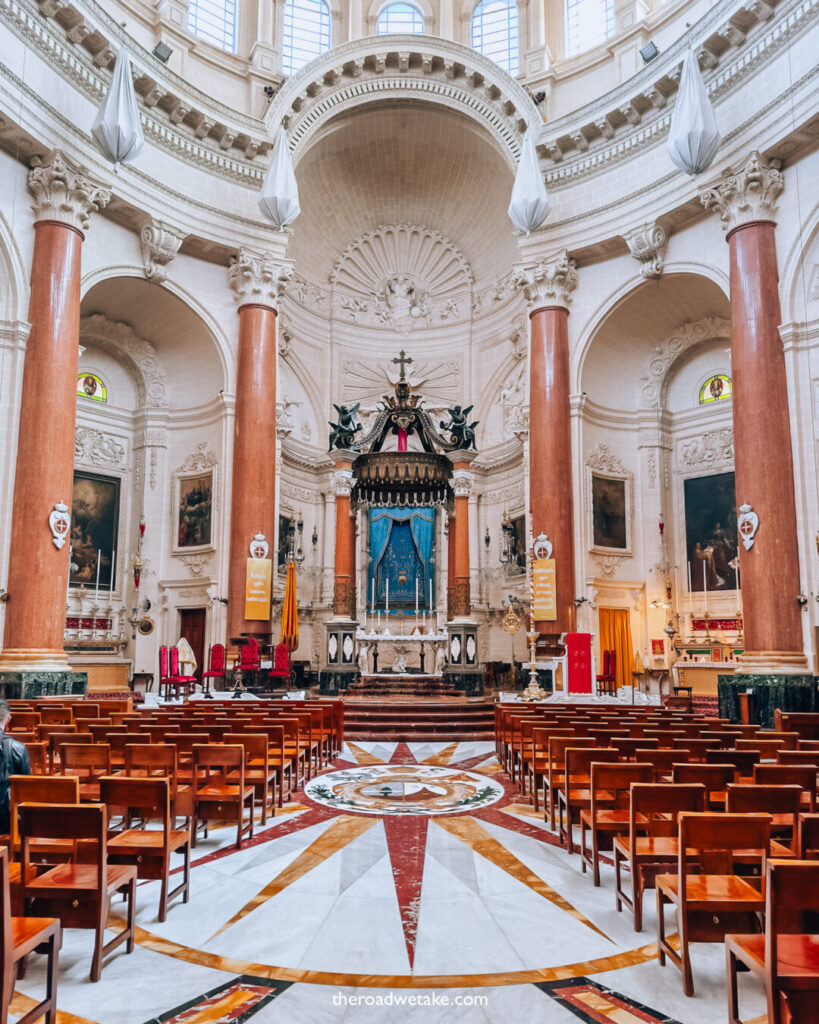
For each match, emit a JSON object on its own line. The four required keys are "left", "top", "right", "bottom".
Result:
{"left": 369, "top": 507, "right": 435, "bottom": 610}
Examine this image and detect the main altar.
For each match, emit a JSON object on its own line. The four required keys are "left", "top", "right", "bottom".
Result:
{"left": 319, "top": 352, "right": 483, "bottom": 696}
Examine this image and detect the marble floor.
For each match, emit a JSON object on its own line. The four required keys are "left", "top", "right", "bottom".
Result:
{"left": 9, "top": 741, "right": 769, "bottom": 1024}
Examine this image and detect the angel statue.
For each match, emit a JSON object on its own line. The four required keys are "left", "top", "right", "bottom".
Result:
{"left": 440, "top": 405, "right": 478, "bottom": 450}
{"left": 328, "top": 402, "right": 363, "bottom": 451}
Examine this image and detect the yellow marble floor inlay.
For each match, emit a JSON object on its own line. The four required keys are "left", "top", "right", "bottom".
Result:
{"left": 572, "top": 989, "right": 651, "bottom": 1023}
{"left": 208, "top": 814, "right": 378, "bottom": 940}
{"left": 345, "top": 742, "right": 386, "bottom": 766}
{"left": 179, "top": 990, "right": 256, "bottom": 1023}
{"left": 434, "top": 816, "right": 612, "bottom": 942}
{"left": 9, "top": 992, "right": 100, "bottom": 1024}
{"left": 420, "top": 742, "right": 459, "bottom": 766}
{"left": 500, "top": 803, "right": 544, "bottom": 821}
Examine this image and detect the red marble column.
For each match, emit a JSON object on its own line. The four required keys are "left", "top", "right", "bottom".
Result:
{"left": 451, "top": 462, "right": 472, "bottom": 618}
{"left": 702, "top": 153, "right": 807, "bottom": 671}
{"left": 522, "top": 253, "right": 578, "bottom": 637}
{"left": 226, "top": 302, "right": 278, "bottom": 643}
{"left": 0, "top": 152, "right": 109, "bottom": 673}
{"left": 332, "top": 462, "right": 355, "bottom": 619}
{"left": 446, "top": 509, "right": 457, "bottom": 620}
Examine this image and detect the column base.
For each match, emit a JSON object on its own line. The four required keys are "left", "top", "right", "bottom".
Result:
{"left": 443, "top": 620, "right": 482, "bottom": 694}
{"left": 736, "top": 650, "right": 810, "bottom": 675}
{"left": 718, "top": 672, "right": 818, "bottom": 728}
{"left": 319, "top": 669, "right": 360, "bottom": 695}
{"left": 0, "top": 648, "right": 72, "bottom": 673}
{"left": 0, "top": 670, "right": 87, "bottom": 700}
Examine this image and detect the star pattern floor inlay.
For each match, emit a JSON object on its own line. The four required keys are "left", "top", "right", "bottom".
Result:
{"left": 8, "top": 741, "right": 770, "bottom": 1024}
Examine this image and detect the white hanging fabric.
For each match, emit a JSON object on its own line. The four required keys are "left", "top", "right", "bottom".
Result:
{"left": 91, "top": 48, "right": 144, "bottom": 169}
{"left": 667, "top": 49, "right": 721, "bottom": 176}
{"left": 508, "top": 129, "right": 550, "bottom": 235}
{"left": 258, "top": 127, "right": 301, "bottom": 229}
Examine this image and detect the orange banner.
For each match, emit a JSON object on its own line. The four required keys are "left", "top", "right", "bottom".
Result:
{"left": 533, "top": 558, "right": 557, "bottom": 621}
{"left": 244, "top": 558, "right": 272, "bottom": 620}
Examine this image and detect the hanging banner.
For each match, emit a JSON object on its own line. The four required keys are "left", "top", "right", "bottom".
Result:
{"left": 532, "top": 558, "right": 557, "bottom": 621}
{"left": 244, "top": 558, "right": 272, "bottom": 620}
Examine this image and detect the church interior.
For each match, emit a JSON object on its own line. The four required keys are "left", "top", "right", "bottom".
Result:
{"left": 0, "top": 0, "right": 818, "bottom": 1018}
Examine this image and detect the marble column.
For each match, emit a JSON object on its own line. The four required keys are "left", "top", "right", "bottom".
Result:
{"left": 0, "top": 152, "right": 110, "bottom": 674}
{"left": 226, "top": 248, "right": 292, "bottom": 644}
{"left": 331, "top": 457, "right": 355, "bottom": 619}
{"left": 515, "top": 251, "right": 578, "bottom": 637}
{"left": 451, "top": 459, "right": 474, "bottom": 618}
{"left": 446, "top": 508, "right": 457, "bottom": 620}
{"left": 701, "top": 152, "right": 807, "bottom": 672}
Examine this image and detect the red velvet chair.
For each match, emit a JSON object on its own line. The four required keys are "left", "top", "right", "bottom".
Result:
{"left": 200, "top": 643, "right": 226, "bottom": 697}
{"left": 596, "top": 649, "right": 616, "bottom": 696}
{"left": 234, "top": 636, "right": 260, "bottom": 673}
{"left": 159, "top": 646, "right": 196, "bottom": 702}
{"left": 268, "top": 643, "right": 294, "bottom": 688}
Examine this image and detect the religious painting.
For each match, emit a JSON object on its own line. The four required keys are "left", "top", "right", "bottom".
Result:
{"left": 174, "top": 471, "right": 213, "bottom": 551}
{"left": 590, "top": 472, "right": 630, "bottom": 553}
{"left": 684, "top": 471, "right": 739, "bottom": 592}
{"left": 278, "top": 514, "right": 294, "bottom": 572}
{"left": 509, "top": 515, "right": 527, "bottom": 572}
{"left": 69, "top": 472, "right": 119, "bottom": 591}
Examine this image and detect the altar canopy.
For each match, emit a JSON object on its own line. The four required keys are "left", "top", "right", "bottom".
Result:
{"left": 369, "top": 508, "right": 434, "bottom": 610}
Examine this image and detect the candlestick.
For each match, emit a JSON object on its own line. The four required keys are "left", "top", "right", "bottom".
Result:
{"left": 702, "top": 561, "right": 708, "bottom": 614}
{"left": 386, "top": 579, "right": 389, "bottom": 616}
{"left": 95, "top": 549, "right": 101, "bottom": 602}
{"left": 371, "top": 577, "right": 375, "bottom": 613}
{"left": 415, "top": 576, "right": 419, "bottom": 619}
{"left": 429, "top": 577, "right": 433, "bottom": 610}
{"left": 110, "top": 548, "right": 116, "bottom": 591}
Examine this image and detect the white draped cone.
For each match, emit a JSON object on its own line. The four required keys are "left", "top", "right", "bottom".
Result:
{"left": 667, "top": 49, "right": 721, "bottom": 176}
{"left": 508, "top": 130, "right": 550, "bottom": 235}
{"left": 91, "top": 48, "right": 144, "bottom": 169}
{"left": 258, "top": 127, "right": 301, "bottom": 229}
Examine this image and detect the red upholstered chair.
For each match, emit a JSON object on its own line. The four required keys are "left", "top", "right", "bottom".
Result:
{"left": 235, "top": 636, "right": 260, "bottom": 673}
{"left": 596, "top": 649, "right": 616, "bottom": 697}
{"left": 200, "top": 643, "right": 226, "bottom": 697}
{"left": 159, "top": 646, "right": 195, "bottom": 701}
{"left": 268, "top": 643, "right": 293, "bottom": 688}
{"left": 170, "top": 646, "right": 197, "bottom": 697}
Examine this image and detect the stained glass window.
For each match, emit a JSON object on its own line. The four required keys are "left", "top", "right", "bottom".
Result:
{"left": 471, "top": 0, "right": 520, "bottom": 76}
{"left": 699, "top": 373, "right": 732, "bottom": 404}
{"left": 565, "top": 0, "right": 614, "bottom": 57}
{"left": 377, "top": 2, "right": 425, "bottom": 33}
{"left": 282, "top": 0, "right": 332, "bottom": 76}
{"left": 187, "top": 0, "right": 238, "bottom": 53}
{"left": 77, "top": 372, "right": 107, "bottom": 403}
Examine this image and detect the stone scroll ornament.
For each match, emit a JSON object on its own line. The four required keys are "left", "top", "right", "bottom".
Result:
{"left": 49, "top": 501, "right": 70, "bottom": 549}
{"left": 439, "top": 405, "right": 478, "bottom": 450}
{"left": 738, "top": 503, "right": 759, "bottom": 551}
{"left": 250, "top": 533, "right": 269, "bottom": 559}
{"left": 328, "top": 403, "right": 363, "bottom": 451}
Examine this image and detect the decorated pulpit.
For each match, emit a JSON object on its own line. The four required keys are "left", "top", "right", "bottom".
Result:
{"left": 319, "top": 352, "right": 482, "bottom": 696}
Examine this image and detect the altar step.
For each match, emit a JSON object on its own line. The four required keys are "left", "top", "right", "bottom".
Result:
{"left": 346, "top": 673, "right": 465, "bottom": 699}
{"left": 343, "top": 699, "right": 495, "bottom": 741}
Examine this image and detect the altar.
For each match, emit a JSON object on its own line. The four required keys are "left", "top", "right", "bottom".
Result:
{"left": 355, "top": 626, "right": 448, "bottom": 675}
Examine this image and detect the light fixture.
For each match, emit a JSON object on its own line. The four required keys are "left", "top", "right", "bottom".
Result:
{"left": 640, "top": 41, "right": 659, "bottom": 64}
{"left": 152, "top": 41, "right": 173, "bottom": 64}
{"left": 499, "top": 511, "right": 514, "bottom": 566}
{"left": 484, "top": 527, "right": 491, "bottom": 549}
{"left": 295, "top": 513, "right": 305, "bottom": 565}
{"left": 312, "top": 525, "right": 318, "bottom": 548}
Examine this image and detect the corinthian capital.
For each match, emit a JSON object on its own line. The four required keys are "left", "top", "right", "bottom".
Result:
{"left": 513, "top": 250, "right": 578, "bottom": 310}
{"left": 28, "top": 150, "right": 111, "bottom": 233}
{"left": 700, "top": 151, "right": 783, "bottom": 234}
{"left": 451, "top": 468, "right": 473, "bottom": 498}
{"left": 228, "top": 247, "right": 294, "bottom": 308}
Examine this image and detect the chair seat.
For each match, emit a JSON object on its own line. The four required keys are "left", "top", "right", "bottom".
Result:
{"left": 27, "top": 862, "right": 136, "bottom": 896}
{"left": 614, "top": 835, "right": 679, "bottom": 860}
{"left": 726, "top": 933, "right": 819, "bottom": 979}
{"left": 196, "top": 785, "right": 254, "bottom": 800}
{"left": 580, "top": 808, "right": 634, "bottom": 828}
{"left": 656, "top": 872, "right": 765, "bottom": 910}
{"left": 11, "top": 915, "right": 60, "bottom": 957}
{"left": 108, "top": 829, "right": 190, "bottom": 855}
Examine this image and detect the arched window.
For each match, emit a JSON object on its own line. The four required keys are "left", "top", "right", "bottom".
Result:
{"left": 282, "top": 0, "right": 332, "bottom": 76}
{"left": 377, "top": 2, "right": 425, "bottom": 33}
{"left": 699, "top": 373, "right": 732, "bottom": 405}
{"left": 565, "top": 0, "right": 614, "bottom": 57}
{"left": 471, "top": 0, "right": 520, "bottom": 76}
{"left": 77, "top": 371, "right": 107, "bottom": 403}
{"left": 186, "top": 0, "right": 238, "bottom": 52}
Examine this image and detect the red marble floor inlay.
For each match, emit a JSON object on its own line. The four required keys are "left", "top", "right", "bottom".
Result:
{"left": 383, "top": 815, "right": 429, "bottom": 969}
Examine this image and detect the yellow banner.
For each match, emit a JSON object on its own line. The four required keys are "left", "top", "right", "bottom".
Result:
{"left": 244, "top": 558, "right": 272, "bottom": 620}
{"left": 533, "top": 558, "right": 557, "bottom": 621}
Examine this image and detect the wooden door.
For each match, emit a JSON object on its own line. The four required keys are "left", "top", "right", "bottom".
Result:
{"left": 179, "top": 608, "right": 206, "bottom": 683}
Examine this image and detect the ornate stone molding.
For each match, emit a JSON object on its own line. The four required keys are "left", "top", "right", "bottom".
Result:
{"left": 179, "top": 552, "right": 211, "bottom": 577}
{"left": 593, "top": 554, "right": 625, "bottom": 578}
{"left": 176, "top": 441, "right": 218, "bottom": 474}
{"left": 80, "top": 314, "right": 168, "bottom": 409}
{"left": 678, "top": 427, "right": 735, "bottom": 468}
{"left": 140, "top": 219, "right": 185, "bottom": 282}
{"left": 452, "top": 469, "right": 474, "bottom": 498}
{"left": 513, "top": 251, "right": 578, "bottom": 311}
{"left": 640, "top": 315, "right": 731, "bottom": 410}
{"left": 332, "top": 468, "right": 354, "bottom": 498}
{"left": 74, "top": 426, "right": 126, "bottom": 468}
{"left": 623, "top": 223, "right": 667, "bottom": 279}
{"left": 700, "top": 150, "right": 784, "bottom": 233}
{"left": 28, "top": 149, "right": 110, "bottom": 232}
{"left": 228, "top": 248, "right": 293, "bottom": 309}
{"left": 586, "top": 442, "right": 627, "bottom": 475}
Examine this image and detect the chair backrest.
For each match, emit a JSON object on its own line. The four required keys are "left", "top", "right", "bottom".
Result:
{"left": 9, "top": 775, "right": 79, "bottom": 848}
{"left": 7, "top": 711, "right": 40, "bottom": 731}
{"left": 124, "top": 743, "right": 177, "bottom": 779}
{"left": 59, "top": 743, "right": 111, "bottom": 777}
{"left": 673, "top": 763, "right": 736, "bottom": 793}
{"left": 273, "top": 643, "right": 289, "bottom": 673}
{"left": 224, "top": 733, "right": 268, "bottom": 764}
{"left": 798, "top": 813, "right": 819, "bottom": 859}
{"left": 209, "top": 643, "right": 226, "bottom": 673}
{"left": 634, "top": 748, "right": 684, "bottom": 779}
{"left": 99, "top": 776, "right": 170, "bottom": 843}
{"left": 20, "top": 803, "right": 106, "bottom": 890}
{"left": 765, "top": 859, "right": 819, "bottom": 995}
{"left": 170, "top": 645, "right": 182, "bottom": 676}
{"left": 159, "top": 645, "right": 170, "bottom": 680}
{"left": 678, "top": 812, "right": 770, "bottom": 881}
{"left": 706, "top": 748, "right": 759, "bottom": 775}
{"left": 754, "top": 764, "right": 817, "bottom": 802}
{"left": 630, "top": 782, "right": 706, "bottom": 840}
{"left": 726, "top": 783, "right": 803, "bottom": 826}
{"left": 548, "top": 735, "right": 595, "bottom": 767}
{"left": 564, "top": 746, "right": 619, "bottom": 778}
{"left": 239, "top": 637, "right": 260, "bottom": 670}
{"left": 608, "top": 649, "right": 616, "bottom": 676}
{"left": 589, "top": 762, "right": 653, "bottom": 811}
{"left": 777, "top": 752, "right": 819, "bottom": 769}
{"left": 39, "top": 706, "right": 72, "bottom": 725}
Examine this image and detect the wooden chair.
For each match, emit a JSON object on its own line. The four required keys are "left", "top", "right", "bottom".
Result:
{"left": 224, "top": 733, "right": 276, "bottom": 824}
{"left": 7, "top": 777, "right": 81, "bottom": 880}
{"left": 596, "top": 649, "right": 616, "bottom": 696}
{"left": 1, "top": 847, "right": 60, "bottom": 1024}
{"left": 633, "top": 747, "right": 684, "bottom": 781}
{"left": 123, "top": 743, "right": 193, "bottom": 826}
{"left": 754, "top": 765, "right": 817, "bottom": 813}
{"left": 726, "top": 784, "right": 804, "bottom": 855}
{"left": 5, "top": 711, "right": 40, "bottom": 733}
{"left": 191, "top": 744, "right": 255, "bottom": 850}
{"left": 672, "top": 762, "right": 735, "bottom": 811}
{"left": 613, "top": 782, "right": 705, "bottom": 931}
{"left": 58, "top": 744, "right": 111, "bottom": 802}
{"left": 656, "top": 812, "right": 769, "bottom": 996}
{"left": 22, "top": 743, "right": 47, "bottom": 777}
{"left": 101, "top": 776, "right": 191, "bottom": 922}
{"left": 556, "top": 747, "right": 619, "bottom": 854}
{"left": 579, "top": 761, "right": 653, "bottom": 885}
{"left": 706, "top": 748, "right": 759, "bottom": 777}
{"left": 798, "top": 814, "right": 819, "bottom": 859}
{"left": 726, "top": 859, "right": 819, "bottom": 1024}
{"left": 267, "top": 642, "right": 294, "bottom": 688}
{"left": 201, "top": 642, "right": 227, "bottom": 696}
{"left": 543, "top": 736, "right": 595, "bottom": 829}
{"left": 37, "top": 707, "right": 72, "bottom": 726}
{"left": 19, "top": 804, "right": 136, "bottom": 982}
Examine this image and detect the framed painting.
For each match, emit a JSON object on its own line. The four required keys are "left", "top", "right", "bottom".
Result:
{"left": 589, "top": 470, "right": 630, "bottom": 554}
{"left": 683, "top": 472, "right": 738, "bottom": 592}
{"left": 70, "top": 472, "right": 120, "bottom": 591}
{"left": 173, "top": 470, "right": 214, "bottom": 552}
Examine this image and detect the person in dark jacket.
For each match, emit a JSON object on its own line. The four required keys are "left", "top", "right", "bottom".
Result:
{"left": 0, "top": 699, "right": 31, "bottom": 834}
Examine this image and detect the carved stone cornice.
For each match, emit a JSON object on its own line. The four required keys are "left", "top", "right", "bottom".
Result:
{"left": 700, "top": 150, "right": 784, "bottom": 234}
{"left": 623, "top": 223, "right": 667, "bottom": 279}
{"left": 27, "top": 150, "right": 110, "bottom": 233}
{"left": 513, "top": 251, "right": 578, "bottom": 311}
{"left": 228, "top": 248, "right": 293, "bottom": 309}
{"left": 140, "top": 219, "right": 185, "bottom": 282}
